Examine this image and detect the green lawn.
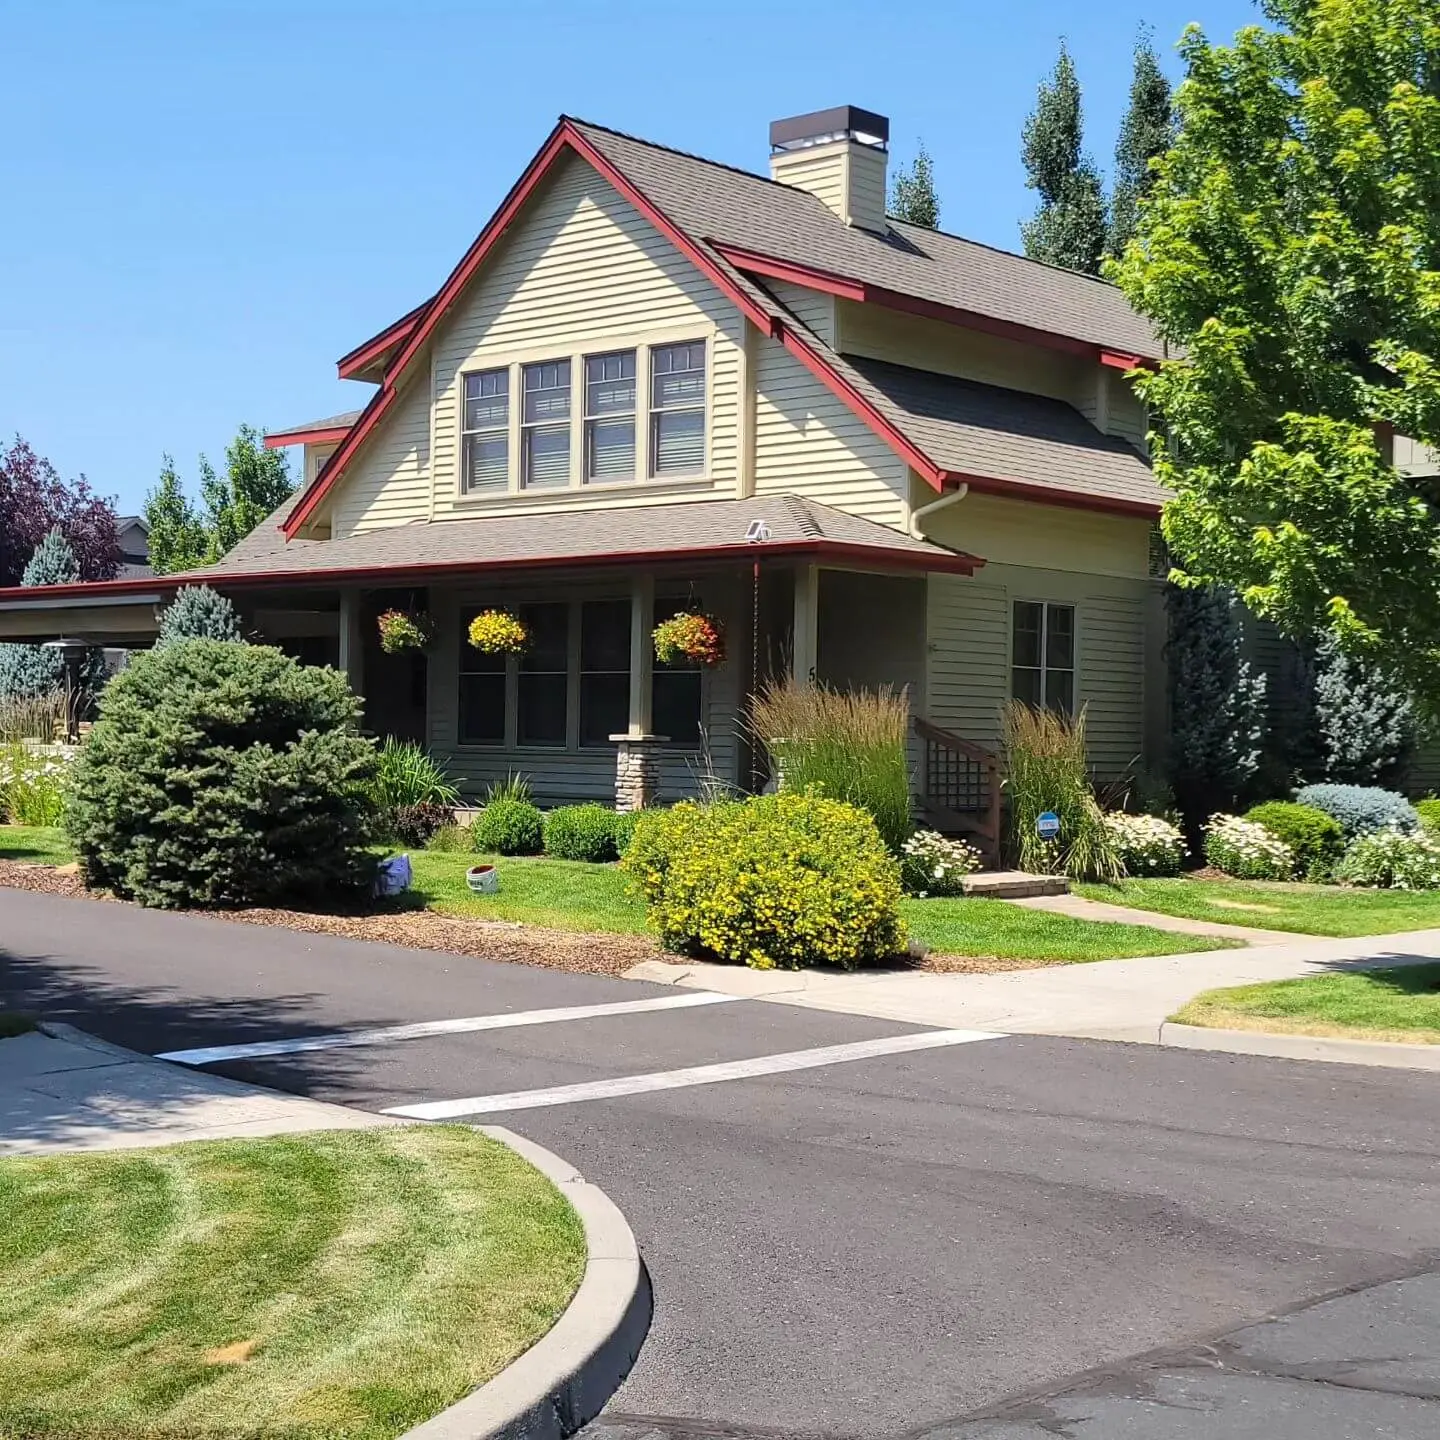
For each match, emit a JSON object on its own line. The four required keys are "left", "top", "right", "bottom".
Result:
{"left": 0, "top": 823, "right": 74, "bottom": 865}
{"left": 1076, "top": 876, "right": 1440, "bottom": 938}
{"left": 0, "top": 1126, "right": 585, "bottom": 1440}
{"left": 3, "top": 825, "right": 1233, "bottom": 964}
{"left": 1172, "top": 963, "right": 1440, "bottom": 1045}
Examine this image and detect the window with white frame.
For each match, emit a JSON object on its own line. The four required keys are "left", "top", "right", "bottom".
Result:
{"left": 521, "top": 360, "right": 571, "bottom": 488}
{"left": 650, "top": 341, "right": 706, "bottom": 476}
{"left": 585, "top": 352, "right": 636, "bottom": 482}
{"left": 461, "top": 368, "right": 509, "bottom": 493}
{"left": 1011, "top": 601, "right": 1075, "bottom": 714}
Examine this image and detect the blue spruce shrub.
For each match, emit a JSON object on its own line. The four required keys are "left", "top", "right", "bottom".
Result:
{"left": 0, "top": 529, "right": 108, "bottom": 704}
{"left": 1312, "top": 638, "right": 1414, "bottom": 788}
{"left": 1293, "top": 783, "right": 1419, "bottom": 841}
{"left": 156, "top": 584, "right": 244, "bottom": 645}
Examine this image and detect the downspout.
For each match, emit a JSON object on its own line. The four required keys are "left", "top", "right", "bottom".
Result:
{"left": 908, "top": 482, "right": 969, "bottom": 541}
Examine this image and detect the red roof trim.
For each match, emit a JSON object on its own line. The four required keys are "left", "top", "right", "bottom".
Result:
{"left": 336, "top": 300, "right": 429, "bottom": 381}
{"left": 710, "top": 241, "right": 1159, "bottom": 364}
{"left": 942, "top": 470, "right": 1161, "bottom": 518}
{"left": 263, "top": 425, "right": 352, "bottom": 450}
{"left": 0, "top": 539, "right": 980, "bottom": 608}
{"left": 1100, "top": 349, "right": 1145, "bottom": 371}
{"left": 283, "top": 120, "right": 783, "bottom": 540}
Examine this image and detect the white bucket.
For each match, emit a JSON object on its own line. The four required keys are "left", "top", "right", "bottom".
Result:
{"left": 466, "top": 864, "right": 499, "bottom": 894}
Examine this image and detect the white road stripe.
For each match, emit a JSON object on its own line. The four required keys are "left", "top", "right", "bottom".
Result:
{"left": 380, "top": 1027, "right": 1004, "bottom": 1118}
{"left": 156, "top": 991, "right": 743, "bottom": 1066}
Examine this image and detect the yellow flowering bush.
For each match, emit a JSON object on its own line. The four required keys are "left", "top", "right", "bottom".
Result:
{"left": 467, "top": 610, "right": 529, "bottom": 655}
{"left": 622, "top": 792, "right": 904, "bottom": 970}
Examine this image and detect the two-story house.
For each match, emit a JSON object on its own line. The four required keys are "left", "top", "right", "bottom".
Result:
{"left": 0, "top": 106, "right": 1171, "bottom": 851}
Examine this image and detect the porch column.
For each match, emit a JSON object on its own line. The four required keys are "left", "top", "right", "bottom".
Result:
{"left": 792, "top": 563, "right": 819, "bottom": 688}
{"left": 611, "top": 573, "right": 663, "bottom": 811}
{"left": 338, "top": 587, "right": 364, "bottom": 696}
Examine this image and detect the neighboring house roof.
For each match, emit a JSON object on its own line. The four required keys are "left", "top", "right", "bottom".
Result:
{"left": 199, "top": 493, "right": 979, "bottom": 585}
{"left": 841, "top": 357, "right": 1168, "bottom": 513}
{"left": 115, "top": 514, "right": 153, "bottom": 578}
{"left": 284, "top": 118, "right": 1163, "bottom": 539}
{"left": 263, "top": 410, "right": 364, "bottom": 449}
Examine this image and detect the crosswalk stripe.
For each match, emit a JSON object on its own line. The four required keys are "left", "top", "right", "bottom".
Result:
{"left": 156, "top": 991, "right": 744, "bottom": 1066}
{"left": 381, "top": 1027, "right": 1004, "bottom": 1118}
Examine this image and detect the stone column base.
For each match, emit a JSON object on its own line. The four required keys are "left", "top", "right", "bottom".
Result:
{"left": 610, "top": 734, "right": 668, "bottom": 812}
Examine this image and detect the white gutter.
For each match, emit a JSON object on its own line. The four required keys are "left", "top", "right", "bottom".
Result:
{"left": 909, "top": 483, "right": 969, "bottom": 541}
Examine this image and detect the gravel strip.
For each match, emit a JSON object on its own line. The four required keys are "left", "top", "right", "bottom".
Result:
{"left": 0, "top": 859, "right": 1050, "bottom": 976}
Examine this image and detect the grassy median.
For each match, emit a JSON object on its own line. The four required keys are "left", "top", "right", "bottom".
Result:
{"left": 1172, "top": 963, "right": 1440, "bottom": 1045}
{"left": 0, "top": 1125, "right": 585, "bottom": 1440}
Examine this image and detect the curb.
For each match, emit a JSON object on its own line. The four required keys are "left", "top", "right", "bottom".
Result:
{"left": 400, "top": 1125, "right": 649, "bottom": 1440}
{"left": 1160, "top": 1022, "right": 1440, "bottom": 1070}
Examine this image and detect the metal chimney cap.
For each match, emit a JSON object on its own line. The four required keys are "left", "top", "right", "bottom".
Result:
{"left": 770, "top": 106, "right": 890, "bottom": 154}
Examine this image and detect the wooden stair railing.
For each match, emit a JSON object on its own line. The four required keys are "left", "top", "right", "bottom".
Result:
{"left": 914, "top": 718, "right": 1002, "bottom": 867}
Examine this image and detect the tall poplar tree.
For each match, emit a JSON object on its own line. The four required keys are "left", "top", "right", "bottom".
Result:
{"left": 890, "top": 142, "right": 941, "bottom": 228}
{"left": 1020, "top": 42, "right": 1108, "bottom": 274}
{"left": 1107, "top": 30, "right": 1174, "bottom": 258}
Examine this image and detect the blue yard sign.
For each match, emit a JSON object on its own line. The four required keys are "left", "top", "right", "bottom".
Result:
{"left": 1036, "top": 810, "right": 1061, "bottom": 840}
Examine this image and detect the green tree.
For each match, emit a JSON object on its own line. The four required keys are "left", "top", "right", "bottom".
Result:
{"left": 1020, "top": 41, "right": 1108, "bottom": 274}
{"left": 1312, "top": 635, "right": 1416, "bottom": 786}
{"left": 0, "top": 530, "right": 107, "bottom": 704}
{"left": 1109, "top": 0, "right": 1440, "bottom": 710}
{"left": 1165, "top": 584, "right": 1268, "bottom": 835}
{"left": 1107, "top": 29, "right": 1174, "bottom": 258}
{"left": 143, "top": 456, "right": 208, "bottom": 575}
{"left": 143, "top": 427, "right": 294, "bottom": 573}
{"left": 156, "top": 585, "right": 244, "bottom": 646}
{"left": 890, "top": 141, "right": 941, "bottom": 228}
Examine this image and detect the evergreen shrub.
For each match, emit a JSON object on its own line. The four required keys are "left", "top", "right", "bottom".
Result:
{"left": 1293, "top": 784, "right": 1419, "bottom": 841}
{"left": 65, "top": 640, "right": 377, "bottom": 908}
{"left": 1244, "top": 801, "right": 1344, "bottom": 879}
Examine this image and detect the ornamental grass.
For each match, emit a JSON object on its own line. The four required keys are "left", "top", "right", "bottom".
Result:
{"left": 748, "top": 678, "right": 913, "bottom": 852}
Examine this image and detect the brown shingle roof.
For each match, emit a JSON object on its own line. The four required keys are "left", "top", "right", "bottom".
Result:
{"left": 840, "top": 356, "right": 1168, "bottom": 512}
{"left": 569, "top": 119, "right": 1161, "bottom": 359}
{"left": 265, "top": 409, "right": 362, "bottom": 439}
{"left": 190, "top": 494, "right": 978, "bottom": 585}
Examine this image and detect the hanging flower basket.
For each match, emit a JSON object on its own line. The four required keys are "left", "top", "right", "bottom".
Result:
{"left": 653, "top": 611, "right": 725, "bottom": 668}
{"left": 467, "top": 609, "right": 529, "bottom": 655}
{"left": 377, "top": 609, "right": 434, "bottom": 654}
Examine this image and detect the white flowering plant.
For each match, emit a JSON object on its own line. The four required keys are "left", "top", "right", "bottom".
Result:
{"left": 1335, "top": 827, "right": 1440, "bottom": 890}
{"left": 0, "top": 742, "right": 73, "bottom": 827}
{"left": 899, "top": 829, "right": 983, "bottom": 896}
{"left": 1102, "top": 812, "right": 1185, "bottom": 876}
{"left": 1203, "top": 813, "right": 1295, "bottom": 880}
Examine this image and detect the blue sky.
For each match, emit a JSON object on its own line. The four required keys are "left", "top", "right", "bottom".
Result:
{"left": 1, "top": 0, "right": 1259, "bottom": 515}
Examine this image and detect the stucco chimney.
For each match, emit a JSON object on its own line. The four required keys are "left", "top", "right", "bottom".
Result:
{"left": 769, "top": 105, "right": 890, "bottom": 234}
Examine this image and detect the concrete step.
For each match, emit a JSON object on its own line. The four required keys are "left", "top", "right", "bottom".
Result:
{"left": 961, "top": 870, "right": 1070, "bottom": 899}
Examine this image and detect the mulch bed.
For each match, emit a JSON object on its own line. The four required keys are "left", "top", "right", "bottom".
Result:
{"left": 0, "top": 858, "right": 1046, "bottom": 977}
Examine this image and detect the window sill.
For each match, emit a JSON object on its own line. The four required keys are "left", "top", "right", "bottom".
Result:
{"left": 453, "top": 476, "right": 718, "bottom": 507}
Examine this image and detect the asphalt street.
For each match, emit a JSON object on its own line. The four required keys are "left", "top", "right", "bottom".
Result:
{"left": 2, "top": 885, "right": 1438, "bottom": 1438}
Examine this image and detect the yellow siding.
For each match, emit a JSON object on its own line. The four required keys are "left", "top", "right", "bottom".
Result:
{"left": 922, "top": 490, "right": 1151, "bottom": 579}
{"left": 926, "top": 564, "right": 1151, "bottom": 775}
{"left": 840, "top": 302, "right": 1084, "bottom": 402}
{"left": 769, "top": 145, "right": 847, "bottom": 217}
{"left": 752, "top": 331, "right": 908, "bottom": 525}
{"left": 768, "top": 280, "right": 836, "bottom": 346}
{"left": 328, "top": 152, "right": 744, "bottom": 536}
{"left": 844, "top": 144, "right": 888, "bottom": 232}
{"left": 1107, "top": 376, "right": 1148, "bottom": 449}
{"left": 331, "top": 370, "right": 431, "bottom": 535}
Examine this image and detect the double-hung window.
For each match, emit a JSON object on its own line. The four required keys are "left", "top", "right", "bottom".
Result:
{"left": 521, "top": 360, "right": 571, "bottom": 488}
{"left": 1011, "top": 601, "right": 1075, "bottom": 714}
{"left": 461, "top": 368, "right": 509, "bottom": 493}
{"left": 516, "top": 602, "right": 570, "bottom": 746}
{"left": 585, "top": 352, "right": 636, "bottom": 482}
{"left": 650, "top": 341, "right": 706, "bottom": 476}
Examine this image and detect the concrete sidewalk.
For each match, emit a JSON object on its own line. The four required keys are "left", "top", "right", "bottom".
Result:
{"left": 0, "top": 1023, "right": 387, "bottom": 1155}
{"left": 626, "top": 927, "right": 1440, "bottom": 1049}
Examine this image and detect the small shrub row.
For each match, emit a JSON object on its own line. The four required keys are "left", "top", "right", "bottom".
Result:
{"left": 1204, "top": 814, "right": 1295, "bottom": 880}
{"left": 623, "top": 792, "right": 903, "bottom": 970}
{"left": 543, "top": 804, "right": 639, "bottom": 862}
{"left": 1243, "top": 801, "right": 1343, "bottom": 879}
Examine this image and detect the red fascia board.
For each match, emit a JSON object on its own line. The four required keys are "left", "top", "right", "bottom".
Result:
{"left": 710, "top": 241, "right": 1161, "bottom": 365}
{"left": 940, "top": 469, "right": 1162, "bottom": 518}
{"left": 0, "top": 542, "right": 979, "bottom": 606}
{"left": 336, "top": 301, "right": 428, "bottom": 381}
{"left": 285, "top": 122, "right": 783, "bottom": 540}
{"left": 263, "top": 426, "right": 352, "bottom": 450}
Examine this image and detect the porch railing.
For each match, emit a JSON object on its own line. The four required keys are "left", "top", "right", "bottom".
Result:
{"left": 914, "top": 718, "right": 1002, "bottom": 868}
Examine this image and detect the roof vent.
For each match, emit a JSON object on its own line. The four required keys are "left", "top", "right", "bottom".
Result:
{"left": 768, "top": 106, "right": 890, "bottom": 234}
